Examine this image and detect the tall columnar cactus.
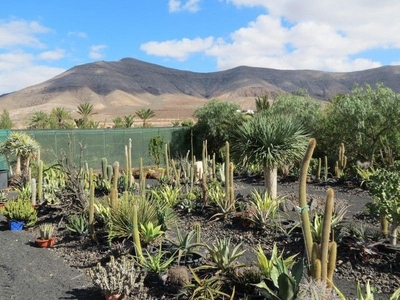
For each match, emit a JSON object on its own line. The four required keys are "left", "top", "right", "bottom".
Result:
{"left": 132, "top": 203, "right": 143, "bottom": 262}
{"left": 128, "top": 138, "right": 133, "bottom": 188}
{"left": 101, "top": 157, "right": 108, "bottom": 180}
{"left": 324, "top": 156, "right": 328, "bottom": 182}
{"left": 212, "top": 153, "right": 216, "bottom": 181}
{"left": 335, "top": 143, "right": 347, "bottom": 178}
{"left": 225, "top": 141, "right": 230, "bottom": 197}
{"left": 299, "top": 139, "right": 337, "bottom": 286}
{"left": 107, "top": 165, "right": 113, "bottom": 183}
{"left": 194, "top": 221, "right": 201, "bottom": 244}
{"left": 37, "top": 160, "right": 43, "bottom": 204}
{"left": 31, "top": 178, "right": 37, "bottom": 206}
{"left": 88, "top": 167, "right": 95, "bottom": 237}
{"left": 139, "top": 158, "right": 145, "bottom": 197}
{"left": 165, "top": 143, "right": 170, "bottom": 181}
{"left": 317, "top": 157, "right": 321, "bottom": 181}
{"left": 202, "top": 140, "right": 208, "bottom": 181}
{"left": 299, "top": 138, "right": 317, "bottom": 265}
{"left": 112, "top": 161, "right": 119, "bottom": 191}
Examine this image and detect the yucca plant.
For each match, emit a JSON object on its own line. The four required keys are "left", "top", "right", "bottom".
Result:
{"left": 135, "top": 245, "right": 176, "bottom": 274}
{"left": 66, "top": 214, "right": 88, "bottom": 236}
{"left": 248, "top": 189, "right": 283, "bottom": 229}
{"left": 254, "top": 243, "right": 298, "bottom": 283}
{"left": 184, "top": 267, "right": 232, "bottom": 300}
{"left": 311, "top": 204, "right": 347, "bottom": 243}
{"left": 201, "top": 237, "right": 246, "bottom": 275}
{"left": 139, "top": 221, "right": 164, "bottom": 245}
{"left": 150, "top": 184, "right": 182, "bottom": 208}
{"left": 357, "top": 280, "right": 374, "bottom": 300}
{"left": 167, "top": 228, "right": 204, "bottom": 265}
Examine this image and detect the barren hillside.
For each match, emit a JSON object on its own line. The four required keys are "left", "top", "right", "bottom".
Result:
{"left": 1, "top": 58, "right": 400, "bottom": 128}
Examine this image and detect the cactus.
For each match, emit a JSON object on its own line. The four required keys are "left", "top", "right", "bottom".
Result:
{"left": 107, "top": 165, "right": 113, "bottom": 183}
{"left": 132, "top": 203, "right": 143, "bottom": 262}
{"left": 299, "top": 139, "right": 337, "bottom": 286}
{"left": 212, "top": 153, "right": 216, "bottom": 181}
{"left": 128, "top": 138, "right": 133, "bottom": 188}
{"left": 335, "top": 143, "right": 347, "bottom": 178}
{"left": 139, "top": 158, "right": 145, "bottom": 197}
{"left": 112, "top": 161, "right": 119, "bottom": 191}
{"left": 193, "top": 221, "right": 201, "bottom": 244}
{"left": 165, "top": 143, "right": 170, "bottom": 181}
{"left": 31, "top": 178, "right": 37, "bottom": 206}
{"left": 323, "top": 156, "right": 328, "bottom": 182}
{"left": 299, "top": 138, "right": 316, "bottom": 263}
{"left": 317, "top": 157, "right": 321, "bottom": 180}
{"left": 101, "top": 157, "right": 108, "bottom": 180}
{"left": 88, "top": 168, "right": 95, "bottom": 237}
{"left": 37, "top": 160, "right": 43, "bottom": 204}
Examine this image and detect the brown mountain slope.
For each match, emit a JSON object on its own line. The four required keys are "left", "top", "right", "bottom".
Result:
{"left": 1, "top": 58, "right": 400, "bottom": 128}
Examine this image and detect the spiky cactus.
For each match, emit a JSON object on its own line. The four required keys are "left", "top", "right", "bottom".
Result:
{"left": 88, "top": 168, "right": 95, "bottom": 237}
{"left": 37, "top": 160, "right": 43, "bottom": 204}
{"left": 335, "top": 143, "right": 347, "bottom": 178}
{"left": 299, "top": 139, "right": 337, "bottom": 286}
{"left": 101, "top": 157, "right": 108, "bottom": 180}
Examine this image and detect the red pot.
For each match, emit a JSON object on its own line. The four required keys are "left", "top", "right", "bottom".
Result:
{"left": 35, "top": 236, "right": 56, "bottom": 248}
{"left": 104, "top": 292, "right": 122, "bottom": 300}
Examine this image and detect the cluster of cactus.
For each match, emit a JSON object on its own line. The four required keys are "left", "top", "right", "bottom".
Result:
{"left": 299, "top": 138, "right": 337, "bottom": 286}
{"left": 316, "top": 156, "right": 329, "bottom": 182}
{"left": 335, "top": 143, "right": 347, "bottom": 178}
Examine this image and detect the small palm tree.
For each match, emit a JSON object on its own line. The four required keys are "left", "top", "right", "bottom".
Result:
{"left": 135, "top": 108, "right": 155, "bottom": 127}
{"left": 230, "top": 112, "right": 309, "bottom": 198}
{"left": 50, "top": 107, "right": 72, "bottom": 129}
{"left": 123, "top": 115, "right": 135, "bottom": 128}
{"left": 77, "top": 102, "right": 97, "bottom": 119}
{"left": 29, "top": 111, "right": 49, "bottom": 129}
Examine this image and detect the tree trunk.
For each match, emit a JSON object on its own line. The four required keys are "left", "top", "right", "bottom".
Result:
{"left": 264, "top": 166, "right": 277, "bottom": 199}
{"left": 390, "top": 219, "right": 398, "bottom": 246}
{"left": 15, "top": 156, "right": 21, "bottom": 175}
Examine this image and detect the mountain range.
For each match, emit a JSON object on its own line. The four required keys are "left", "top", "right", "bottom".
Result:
{"left": 1, "top": 58, "right": 400, "bottom": 128}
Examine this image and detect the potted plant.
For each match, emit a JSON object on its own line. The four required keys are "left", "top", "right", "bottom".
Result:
{"left": 0, "top": 198, "right": 37, "bottom": 230}
{"left": 35, "top": 223, "right": 56, "bottom": 248}
{"left": 89, "top": 255, "right": 144, "bottom": 300}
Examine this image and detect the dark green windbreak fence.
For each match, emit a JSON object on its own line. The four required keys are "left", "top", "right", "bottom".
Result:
{"left": 0, "top": 130, "right": 10, "bottom": 170}
{"left": 19, "top": 128, "right": 186, "bottom": 171}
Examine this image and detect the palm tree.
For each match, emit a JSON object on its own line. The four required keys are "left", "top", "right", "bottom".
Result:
{"left": 123, "top": 115, "right": 135, "bottom": 128}
{"left": 50, "top": 107, "right": 72, "bottom": 129}
{"left": 112, "top": 116, "right": 124, "bottom": 128}
{"left": 135, "top": 108, "right": 155, "bottom": 127}
{"left": 229, "top": 112, "right": 309, "bottom": 198}
{"left": 29, "top": 111, "right": 49, "bottom": 129}
{"left": 77, "top": 102, "right": 97, "bottom": 119}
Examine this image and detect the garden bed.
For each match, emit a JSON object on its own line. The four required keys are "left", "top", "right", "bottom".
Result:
{"left": 13, "top": 176, "right": 397, "bottom": 300}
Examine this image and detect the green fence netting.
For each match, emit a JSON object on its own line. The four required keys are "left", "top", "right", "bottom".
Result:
{"left": 19, "top": 127, "right": 187, "bottom": 171}
{"left": 0, "top": 129, "right": 10, "bottom": 171}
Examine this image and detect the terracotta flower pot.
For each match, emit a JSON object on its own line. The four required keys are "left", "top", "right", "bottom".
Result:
{"left": 35, "top": 236, "right": 56, "bottom": 248}
{"left": 104, "top": 291, "right": 122, "bottom": 300}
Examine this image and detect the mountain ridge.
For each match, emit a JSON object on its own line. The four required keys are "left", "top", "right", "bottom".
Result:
{"left": 1, "top": 58, "right": 400, "bottom": 128}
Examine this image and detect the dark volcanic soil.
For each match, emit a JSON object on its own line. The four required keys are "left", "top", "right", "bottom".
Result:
{"left": 1, "top": 177, "right": 399, "bottom": 300}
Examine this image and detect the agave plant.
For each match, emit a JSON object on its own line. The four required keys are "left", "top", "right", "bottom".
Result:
{"left": 248, "top": 189, "right": 283, "bottom": 229}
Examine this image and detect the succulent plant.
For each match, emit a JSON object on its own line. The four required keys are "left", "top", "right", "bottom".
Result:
{"left": 39, "top": 223, "right": 54, "bottom": 240}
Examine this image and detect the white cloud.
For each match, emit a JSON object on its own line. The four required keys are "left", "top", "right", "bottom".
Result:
{"left": 141, "top": 37, "right": 214, "bottom": 61}
{"left": 147, "top": 1, "right": 400, "bottom": 72}
{"left": 0, "top": 52, "right": 64, "bottom": 94}
{"left": 37, "top": 49, "right": 66, "bottom": 60}
{"left": 0, "top": 19, "right": 51, "bottom": 48}
{"left": 89, "top": 44, "right": 107, "bottom": 59}
{"left": 68, "top": 31, "right": 87, "bottom": 38}
{"left": 169, "top": 0, "right": 201, "bottom": 13}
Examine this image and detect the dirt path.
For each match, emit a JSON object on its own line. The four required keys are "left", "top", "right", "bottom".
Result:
{"left": 0, "top": 215, "right": 100, "bottom": 300}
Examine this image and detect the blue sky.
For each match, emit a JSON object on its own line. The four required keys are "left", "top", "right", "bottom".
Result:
{"left": 1, "top": 0, "right": 400, "bottom": 95}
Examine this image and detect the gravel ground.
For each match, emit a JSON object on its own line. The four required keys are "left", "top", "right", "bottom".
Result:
{"left": 0, "top": 177, "right": 398, "bottom": 300}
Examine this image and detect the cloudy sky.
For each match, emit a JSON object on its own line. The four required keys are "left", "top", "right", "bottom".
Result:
{"left": 1, "top": 0, "right": 400, "bottom": 95}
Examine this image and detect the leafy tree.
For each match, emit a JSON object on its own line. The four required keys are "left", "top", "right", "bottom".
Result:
{"left": 269, "top": 93, "right": 322, "bottom": 135}
{"left": 316, "top": 83, "right": 400, "bottom": 166}
{"left": 148, "top": 135, "right": 164, "bottom": 167}
{"left": 112, "top": 116, "right": 124, "bottom": 128}
{"left": 192, "top": 100, "right": 241, "bottom": 160}
{"left": 135, "top": 108, "right": 155, "bottom": 127}
{"left": 0, "top": 109, "right": 12, "bottom": 129}
{"left": 229, "top": 112, "right": 309, "bottom": 198}
{"left": 50, "top": 107, "right": 73, "bottom": 129}
{"left": 28, "top": 111, "right": 49, "bottom": 129}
